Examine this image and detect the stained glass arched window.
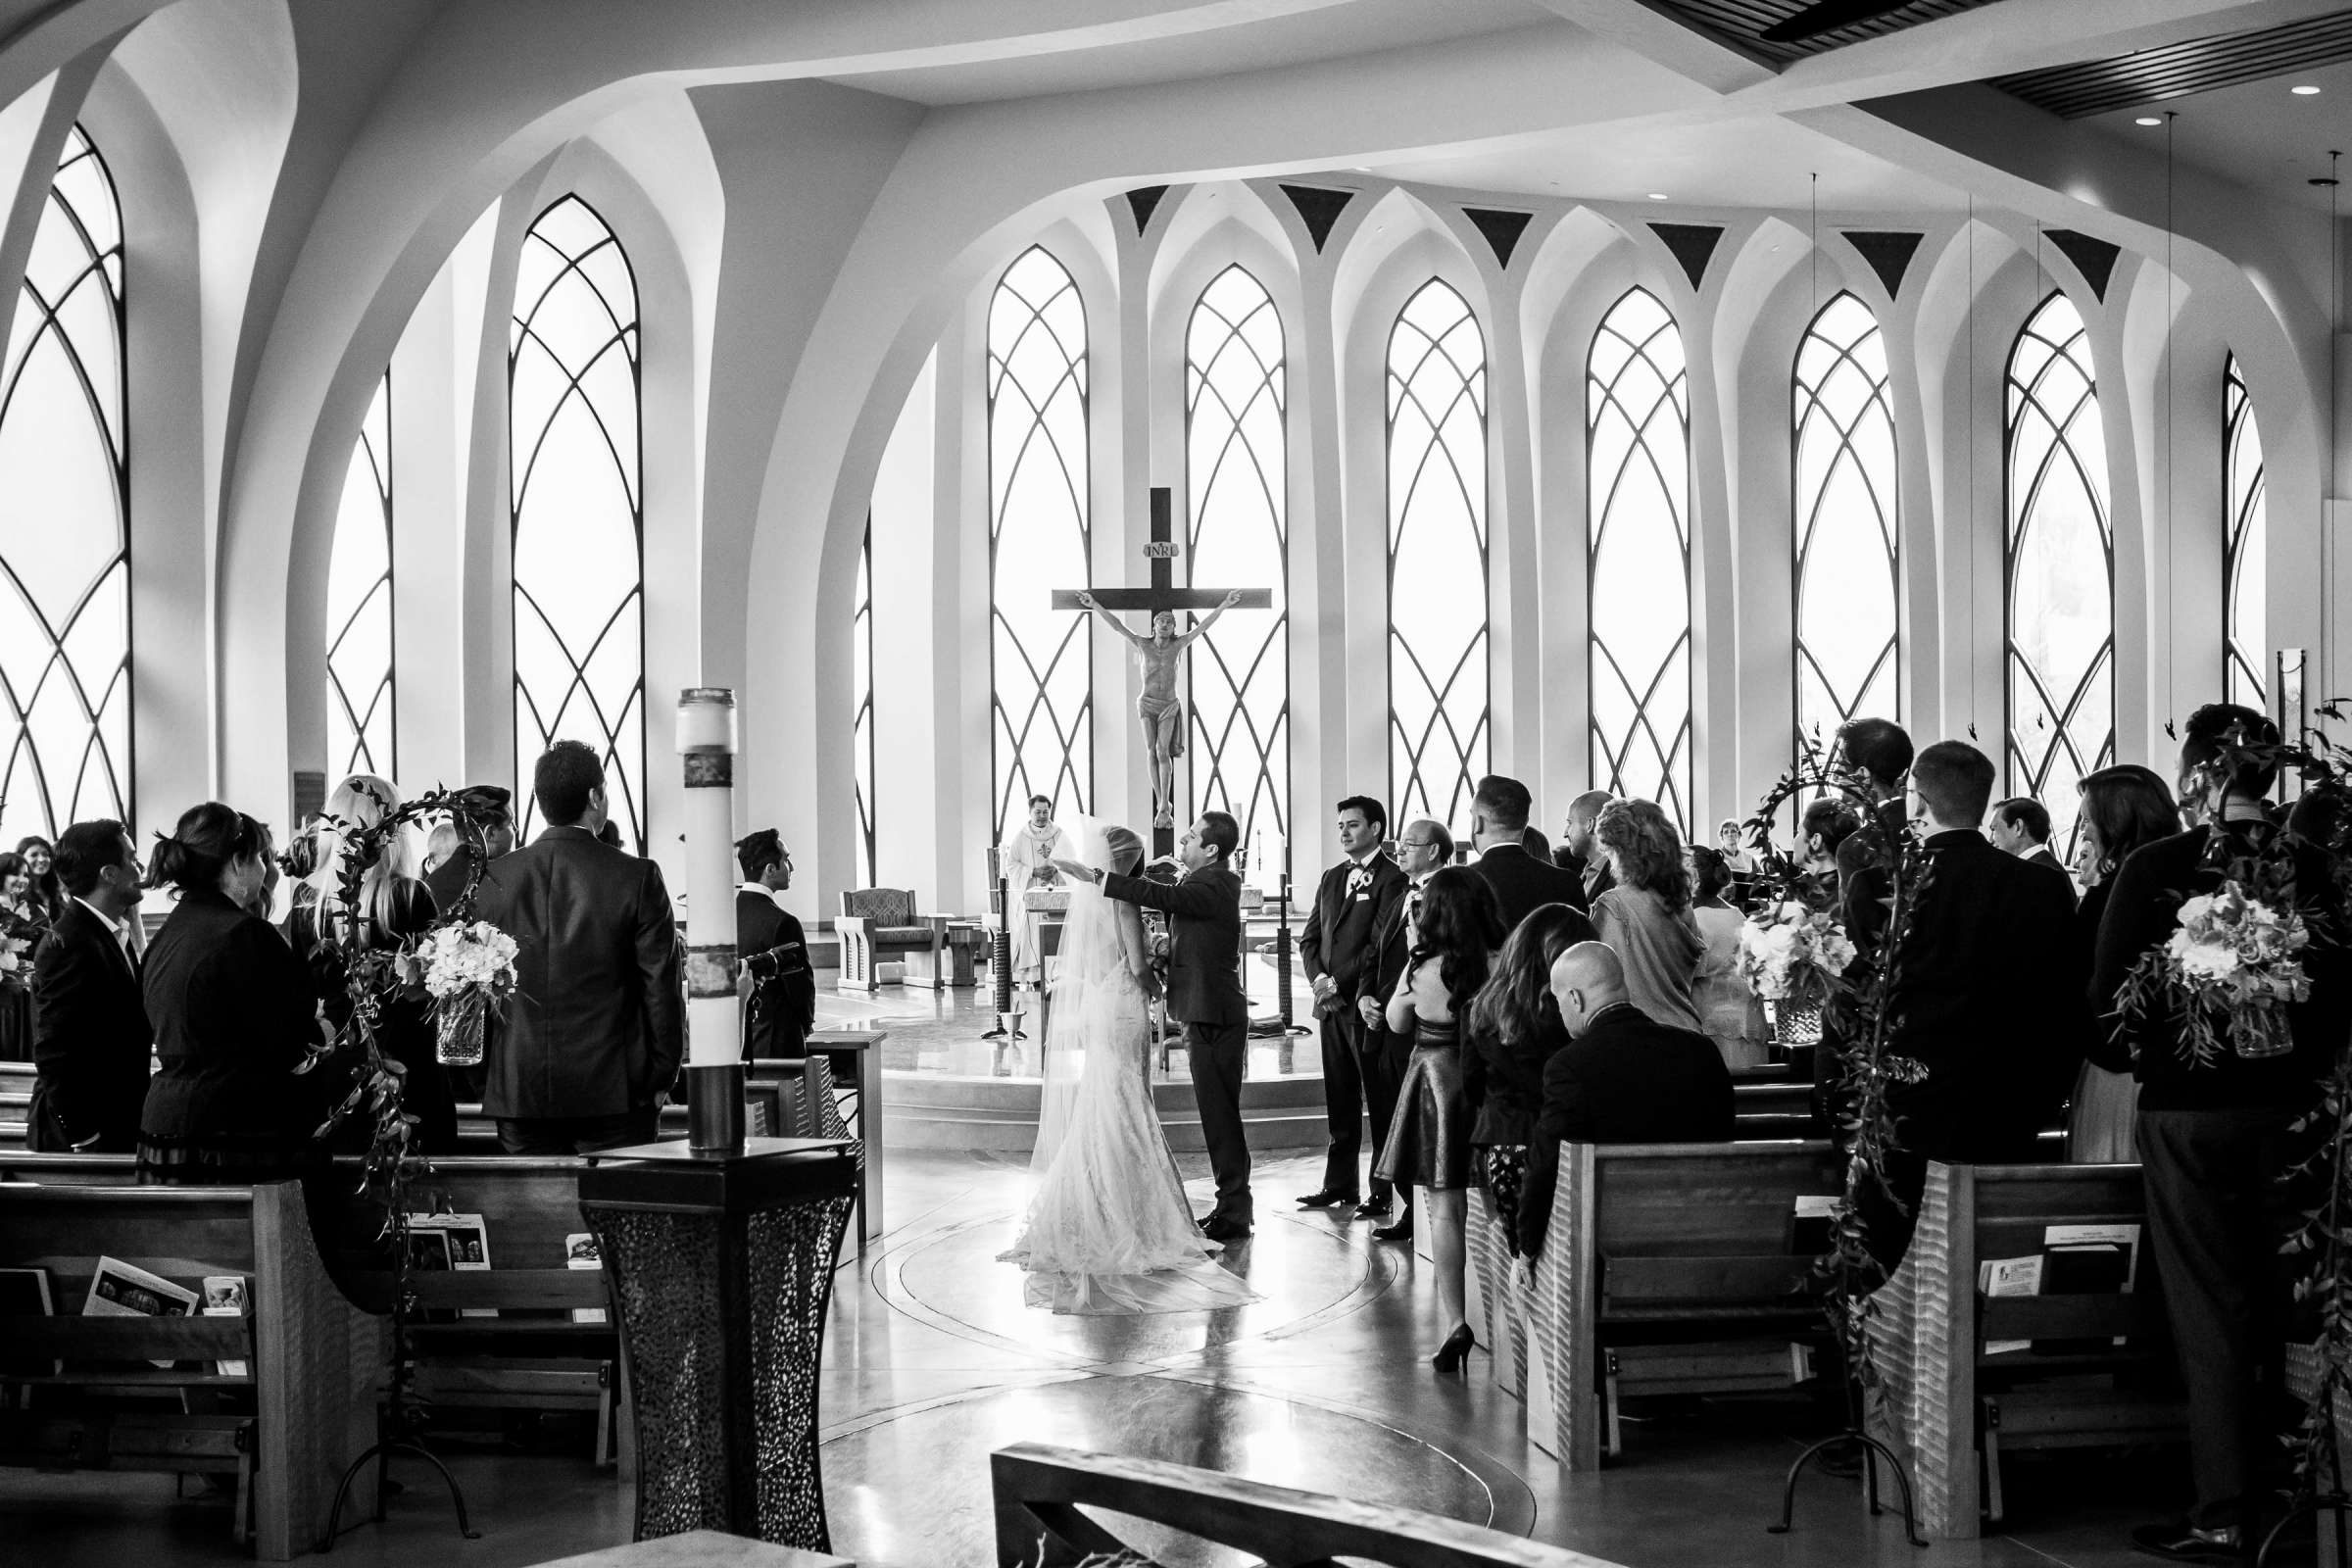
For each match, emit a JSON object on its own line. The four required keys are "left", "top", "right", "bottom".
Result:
{"left": 2005, "top": 291, "right": 2112, "bottom": 851}
{"left": 511, "top": 196, "right": 644, "bottom": 846}
{"left": 1386, "top": 279, "right": 1489, "bottom": 829}
{"left": 1588, "top": 287, "right": 1690, "bottom": 827}
{"left": 0, "top": 125, "right": 128, "bottom": 845}
{"left": 1793, "top": 293, "right": 1898, "bottom": 752}
{"left": 326, "top": 371, "right": 393, "bottom": 779}
{"left": 1186, "top": 265, "right": 1287, "bottom": 859}
{"left": 2225, "top": 354, "right": 2266, "bottom": 711}
{"left": 852, "top": 519, "right": 876, "bottom": 887}
{"left": 988, "top": 247, "right": 1091, "bottom": 841}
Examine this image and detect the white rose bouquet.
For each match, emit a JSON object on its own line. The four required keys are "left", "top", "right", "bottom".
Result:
{"left": 2135, "top": 880, "right": 2310, "bottom": 1063}
{"left": 0, "top": 928, "right": 33, "bottom": 994}
{"left": 408, "top": 919, "right": 520, "bottom": 1067}
{"left": 1735, "top": 899, "right": 1858, "bottom": 1004}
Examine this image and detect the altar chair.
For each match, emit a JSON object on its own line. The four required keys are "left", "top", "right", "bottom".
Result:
{"left": 836, "top": 886, "right": 950, "bottom": 992}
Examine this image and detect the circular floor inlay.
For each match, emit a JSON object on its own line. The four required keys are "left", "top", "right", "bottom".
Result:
{"left": 894, "top": 1213, "right": 1376, "bottom": 1360}
{"left": 822, "top": 1374, "right": 1495, "bottom": 1568}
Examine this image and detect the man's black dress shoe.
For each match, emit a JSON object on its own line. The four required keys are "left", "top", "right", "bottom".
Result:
{"left": 1371, "top": 1220, "right": 1413, "bottom": 1244}
{"left": 1353, "top": 1196, "right": 1390, "bottom": 1220}
{"left": 1296, "top": 1189, "right": 1357, "bottom": 1209}
{"left": 2128, "top": 1521, "right": 2244, "bottom": 1562}
{"left": 1201, "top": 1216, "right": 1253, "bottom": 1243}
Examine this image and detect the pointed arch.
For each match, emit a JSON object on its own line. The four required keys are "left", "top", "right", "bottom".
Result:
{"left": 326, "top": 370, "right": 394, "bottom": 779}
{"left": 852, "top": 517, "right": 876, "bottom": 888}
{"left": 1386, "top": 276, "right": 1489, "bottom": 829}
{"left": 511, "top": 193, "right": 646, "bottom": 847}
{"left": 2005, "top": 290, "right": 2113, "bottom": 851}
{"left": 1587, "top": 285, "right": 1690, "bottom": 828}
{"left": 1792, "top": 291, "right": 1899, "bottom": 752}
{"left": 2225, "top": 353, "right": 2266, "bottom": 710}
{"left": 1185, "top": 262, "right": 1288, "bottom": 857}
{"left": 0, "top": 123, "right": 129, "bottom": 845}
{"left": 988, "top": 244, "right": 1091, "bottom": 840}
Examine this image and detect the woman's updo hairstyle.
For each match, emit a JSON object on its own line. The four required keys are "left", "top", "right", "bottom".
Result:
{"left": 1102, "top": 824, "right": 1145, "bottom": 875}
{"left": 149, "top": 802, "right": 268, "bottom": 894}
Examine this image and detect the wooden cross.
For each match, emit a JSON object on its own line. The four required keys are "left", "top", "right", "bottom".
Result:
{"left": 1054, "top": 487, "right": 1272, "bottom": 856}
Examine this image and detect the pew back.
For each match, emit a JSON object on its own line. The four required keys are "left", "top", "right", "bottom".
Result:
{"left": 1540, "top": 1141, "right": 1844, "bottom": 1468}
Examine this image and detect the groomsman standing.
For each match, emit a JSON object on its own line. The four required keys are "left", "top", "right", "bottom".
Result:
{"left": 1297, "top": 797, "right": 1406, "bottom": 1214}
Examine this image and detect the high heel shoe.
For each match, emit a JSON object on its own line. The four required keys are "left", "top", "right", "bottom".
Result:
{"left": 1431, "top": 1324, "right": 1476, "bottom": 1372}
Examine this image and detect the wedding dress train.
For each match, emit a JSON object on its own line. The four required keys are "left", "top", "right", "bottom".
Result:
{"left": 999, "top": 819, "right": 1259, "bottom": 1316}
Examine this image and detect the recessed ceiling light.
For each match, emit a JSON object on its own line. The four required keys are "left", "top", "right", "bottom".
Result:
{"left": 1646, "top": 192, "right": 1669, "bottom": 201}
{"left": 2294, "top": 84, "right": 2323, "bottom": 95}
{"left": 2135, "top": 116, "right": 2163, "bottom": 125}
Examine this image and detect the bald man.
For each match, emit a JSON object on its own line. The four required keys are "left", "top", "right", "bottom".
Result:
{"left": 1511, "top": 943, "right": 1734, "bottom": 1258}
{"left": 1553, "top": 790, "right": 1616, "bottom": 904}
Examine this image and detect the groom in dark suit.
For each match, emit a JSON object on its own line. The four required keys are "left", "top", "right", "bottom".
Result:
{"left": 1060, "top": 810, "right": 1253, "bottom": 1240}
{"left": 27, "top": 819, "right": 150, "bottom": 1152}
{"left": 1297, "top": 795, "right": 1406, "bottom": 1215}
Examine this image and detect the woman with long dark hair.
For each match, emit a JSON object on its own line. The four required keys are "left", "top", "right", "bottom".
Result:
{"left": 1590, "top": 799, "right": 1705, "bottom": 1032}
{"left": 15, "top": 835, "right": 62, "bottom": 925}
{"left": 2070, "top": 764, "right": 2181, "bottom": 1161}
{"left": 0, "top": 852, "right": 34, "bottom": 1061}
{"left": 137, "top": 804, "right": 328, "bottom": 1183}
{"left": 1376, "top": 866, "right": 1506, "bottom": 1371}
{"left": 1463, "top": 903, "right": 1589, "bottom": 1259}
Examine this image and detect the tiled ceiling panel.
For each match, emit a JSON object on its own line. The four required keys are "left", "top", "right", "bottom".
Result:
{"left": 1647, "top": 0, "right": 1996, "bottom": 64}
{"left": 1994, "top": 9, "right": 2352, "bottom": 119}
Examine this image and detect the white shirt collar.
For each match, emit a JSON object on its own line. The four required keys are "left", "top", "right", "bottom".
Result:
{"left": 74, "top": 895, "right": 128, "bottom": 941}
{"left": 738, "top": 881, "right": 788, "bottom": 907}
{"left": 1347, "top": 847, "right": 1380, "bottom": 869}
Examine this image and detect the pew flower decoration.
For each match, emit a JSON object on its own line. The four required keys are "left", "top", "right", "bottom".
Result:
{"left": 0, "top": 927, "right": 33, "bottom": 994}
{"left": 1734, "top": 899, "right": 1857, "bottom": 1004}
{"left": 2116, "top": 879, "right": 2311, "bottom": 1065}
{"left": 409, "top": 919, "right": 520, "bottom": 1068}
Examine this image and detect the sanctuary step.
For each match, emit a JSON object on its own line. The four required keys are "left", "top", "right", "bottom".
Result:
{"left": 883, "top": 1064, "right": 1328, "bottom": 1152}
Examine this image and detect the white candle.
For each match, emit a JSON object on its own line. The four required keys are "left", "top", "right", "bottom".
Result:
{"left": 677, "top": 688, "right": 740, "bottom": 1069}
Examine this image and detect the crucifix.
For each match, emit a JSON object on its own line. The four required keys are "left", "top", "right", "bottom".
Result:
{"left": 1053, "top": 487, "right": 1272, "bottom": 857}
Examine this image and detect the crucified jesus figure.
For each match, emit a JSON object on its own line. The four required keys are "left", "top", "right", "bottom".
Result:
{"left": 1076, "top": 588, "right": 1242, "bottom": 828}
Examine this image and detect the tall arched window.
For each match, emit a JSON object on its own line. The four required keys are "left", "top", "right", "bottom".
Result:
{"left": 2225, "top": 354, "right": 2267, "bottom": 711}
{"left": 852, "top": 519, "right": 876, "bottom": 887}
{"left": 1386, "top": 278, "right": 1489, "bottom": 829}
{"left": 0, "top": 125, "right": 128, "bottom": 845}
{"left": 326, "top": 371, "right": 394, "bottom": 779}
{"left": 988, "top": 247, "right": 1091, "bottom": 841}
{"left": 511, "top": 195, "right": 644, "bottom": 847}
{"left": 1186, "top": 265, "right": 1287, "bottom": 861}
{"left": 1793, "top": 293, "right": 1899, "bottom": 752}
{"left": 1588, "top": 287, "right": 1690, "bottom": 827}
{"left": 2005, "top": 291, "right": 2112, "bottom": 851}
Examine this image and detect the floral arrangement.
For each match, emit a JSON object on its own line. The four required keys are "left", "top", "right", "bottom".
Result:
{"left": 1734, "top": 899, "right": 1858, "bottom": 1004}
{"left": 0, "top": 927, "right": 34, "bottom": 994}
{"left": 407, "top": 918, "right": 519, "bottom": 1067}
{"left": 2116, "top": 880, "right": 2311, "bottom": 1065}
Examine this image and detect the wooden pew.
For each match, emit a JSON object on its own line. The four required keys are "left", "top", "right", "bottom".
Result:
{"left": 1530, "top": 1140, "right": 1845, "bottom": 1469}
{"left": 1732, "top": 1081, "right": 1813, "bottom": 1141}
{"left": 0, "top": 1178, "right": 381, "bottom": 1559}
{"left": 991, "top": 1441, "right": 1629, "bottom": 1568}
{"left": 0, "top": 1150, "right": 137, "bottom": 1184}
{"left": 1865, "top": 1160, "right": 2184, "bottom": 1538}
{"left": 0, "top": 1058, "right": 32, "bottom": 1148}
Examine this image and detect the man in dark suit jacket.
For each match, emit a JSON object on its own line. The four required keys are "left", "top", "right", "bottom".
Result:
{"left": 1989, "top": 796, "right": 2078, "bottom": 907}
{"left": 474, "top": 742, "right": 684, "bottom": 1154}
{"left": 1833, "top": 717, "right": 1913, "bottom": 956}
{"left": 27, "top": 820, "right": 151, "bottom": 1152}
{"left": 1467, "top": 774, "right": 1594, "bottom": 933}
{"left": 1520, "top": 943, "right": 1734, "bottom": 1257}
{"left": 1863, "top": 742, "right": 2087, "bottom": 1275}
{"left": 422, "top": 784, "right": 515, "bottom": 916}
{"left": 1352, "top": 817, "right": 1451, "bottom": 1237}
{"left": 1297, "top": 795, "right": 1406, "bottom": 1215}
{"left": 1062, "top": 810, "right": 1252, "bottom": 1239}
{"left": 734, "top": 829, "right": 814, "bottom": 1058}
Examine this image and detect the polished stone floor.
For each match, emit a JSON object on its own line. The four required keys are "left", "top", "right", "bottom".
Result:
{"left": 1, "top": 1143, "right": 2225, "bottom": 1567}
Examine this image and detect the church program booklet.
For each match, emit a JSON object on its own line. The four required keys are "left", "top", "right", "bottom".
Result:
{"left": 84, "top": 1255, "right": 199, "bottom": 1367}
{"left": 2040, "top": 1222, "right": 2139, "bottom": 1350}
{"left": 202, "top": 1275, "right": 249, "bottom": 1377}
{"left": 409, "top": 1212, "right": 495, "bottom": 1318}
{"left": 1979, "top": 1254, "right": 2044, "bottom": 1358}
{"left": 564, "top": 1233, "right": 607, "bottom": 1324}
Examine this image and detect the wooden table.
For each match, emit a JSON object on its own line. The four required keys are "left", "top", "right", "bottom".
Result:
{"left": 801, "top": 1027, "right": 887, "bottom": 1250}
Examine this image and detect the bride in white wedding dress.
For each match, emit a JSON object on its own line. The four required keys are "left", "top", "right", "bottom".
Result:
{"left": 998, "top": 818, "right": 1260, "bottom": 1315}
